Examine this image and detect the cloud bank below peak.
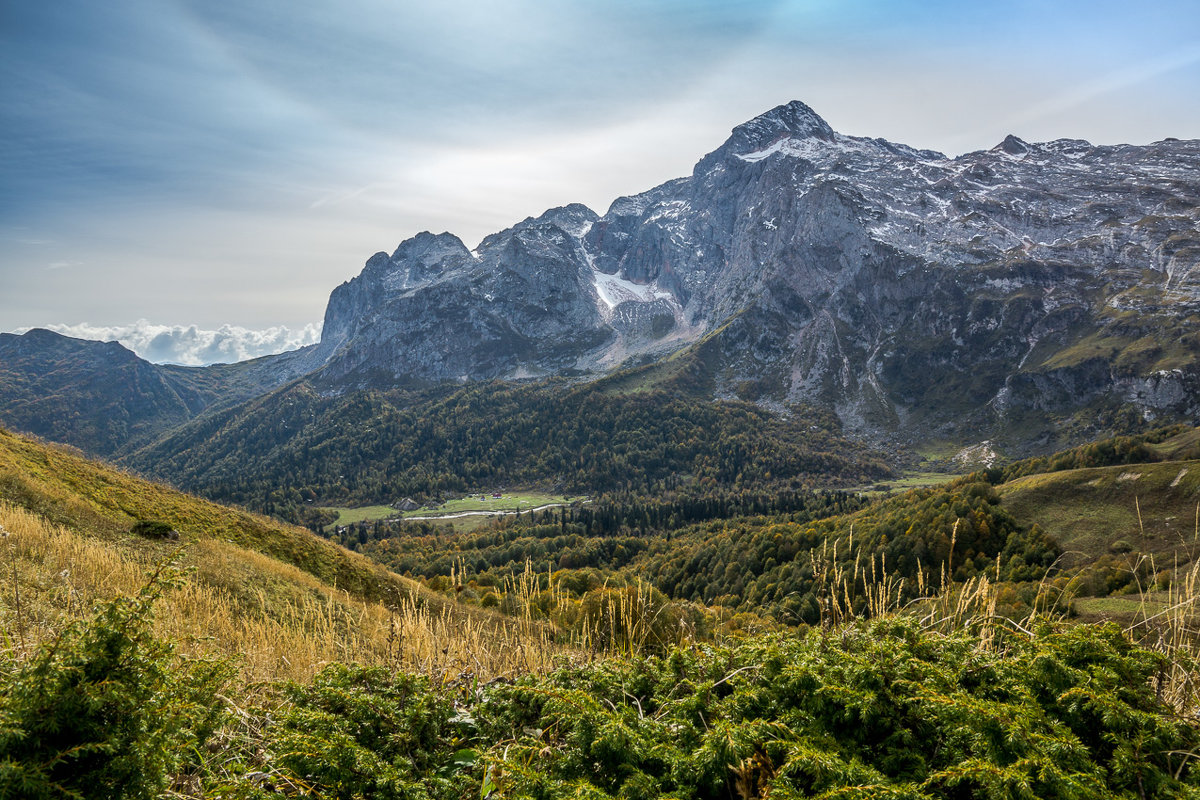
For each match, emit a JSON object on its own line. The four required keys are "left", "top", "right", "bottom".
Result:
{"left": 21, "top": 320, "right": 321, "bottom": 366}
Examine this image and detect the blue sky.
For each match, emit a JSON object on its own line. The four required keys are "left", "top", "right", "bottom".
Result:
{"left": 2, "top": 0, "right": 1199, "bottom": 363}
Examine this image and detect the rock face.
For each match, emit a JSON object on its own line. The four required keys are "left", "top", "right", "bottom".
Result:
{"left": 308, "top": 100, "right": 1200, "bottom": 447}
{"left": 315, "top": 211, "right": 615, "bottom": 387}
{"left": 2, "top": 101, "right": 1197, "bottom": 457}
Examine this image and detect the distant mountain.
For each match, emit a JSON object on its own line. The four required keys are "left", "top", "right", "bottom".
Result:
{"left": 2, "top": 99, "right": 1198, "bottom": 483}
{"left": 0, "top": 328, "right": 318, "bottom": 456}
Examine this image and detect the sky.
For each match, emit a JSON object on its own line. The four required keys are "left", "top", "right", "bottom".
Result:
{"left": 2, "top": 0, "right": 1199, "bottom": 365}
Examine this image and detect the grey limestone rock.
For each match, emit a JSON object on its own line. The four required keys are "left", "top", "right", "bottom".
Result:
{"left": 297, "top": 100, "right": 1200, "bottom": 447}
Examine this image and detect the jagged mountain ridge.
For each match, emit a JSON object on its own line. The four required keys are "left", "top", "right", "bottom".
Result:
{"left": 310, "top": 100, "right": 1200, "bottom": 447}
{"left": 1, "top": 100, "right": 1198, "bottom": 463}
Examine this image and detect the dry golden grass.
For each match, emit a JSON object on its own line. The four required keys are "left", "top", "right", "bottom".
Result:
{"left": 0, "top": 425, "right": 590, "bottom": 688}
{"left": 0, "top": 501, "right": 566, "bottom": 686}
{"left": 0, "top": 427, "right": 475, "bottom": 613}
{"left": 1122, "top": 554, "right": 1200, "bottom": 714}
{"left": 7, "top": 421, "right": 1200, "bottom": 717}
{"left": 800, "top": 532, "right": 1200, "bottom": 719}
{"left": 803, "top": 522, "right": 1016, "bottom": 649}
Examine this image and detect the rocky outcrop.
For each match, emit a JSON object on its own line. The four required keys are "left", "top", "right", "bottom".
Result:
{"left": 305, "top": 99, "right": 1199, "bottom": 448}
{"left": 312, "top": 210, "right": 615, "bottom": 387}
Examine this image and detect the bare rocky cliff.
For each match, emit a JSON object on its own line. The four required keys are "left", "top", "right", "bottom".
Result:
{"left": 305, "top": 101, "right": 1200, "bottom": 448}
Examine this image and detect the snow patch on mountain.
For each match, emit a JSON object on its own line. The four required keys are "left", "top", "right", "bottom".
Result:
{"left": 592, "top": 270, "right": 673, "bottom": 312}
{"left": 736, "top": 136, "right": 858, "bottom": 164}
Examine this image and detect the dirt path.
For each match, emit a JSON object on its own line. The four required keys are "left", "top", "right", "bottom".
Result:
{"left": 403, "top": 503, "right": 567, "bottom": 521}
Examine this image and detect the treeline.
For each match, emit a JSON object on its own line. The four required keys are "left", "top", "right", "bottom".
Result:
{"left": 641, "top": 478, "right": 1059, "bottom": 622}
{"left": 993, "top": 425, "right": 1187, "bottom": 483}
{"left": 352, "top": 478, "right": 1058, "bottom": 626}
{"left": 326, "top": 486, "right": 861, "bottom": 543}
{"left": 127, "top": 378, "right": 891, "bottom": 520}
{"left": 578, "top": 488, "right": 863, "bottom": 534}
{"left": 354, "top": 489, "right": 863, "bottom": 585}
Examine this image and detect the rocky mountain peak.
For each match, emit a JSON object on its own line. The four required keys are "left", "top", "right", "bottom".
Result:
{"left": 738, "top": 99, "right": 837, "bottom": 144}
{"left": 282, "top": 99, "right": 1200, "bottom": 442}
{"left": 6, "top": 98, "right": 1200, "bottom": 464}
{"left": 389, "top": 231, "right": 472, "bottom": 268}
{"left": 695, "top": 100, "right": 837, "bottom": 174}
{"left": 476, "top": 204, "right": 600, "bottom": 253}
{"left": 994, "top": 134, "right": 1031, "bottom": 156}
{"left": 531, "top": 203, "right": 599, "bottom": 237}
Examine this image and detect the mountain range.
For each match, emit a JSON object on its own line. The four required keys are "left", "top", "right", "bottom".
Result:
{"left": 2, "top": 100, "right": 1198, "bottom": 502}
{"left": 309, "top": 100, "right": 1200, "bottom": 443}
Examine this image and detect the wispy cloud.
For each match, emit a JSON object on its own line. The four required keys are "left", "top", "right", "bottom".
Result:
{"left": 309, "top": 183, "right": 383, "bottom": 210}
{"left": 20, "top": 320, "right": 321, "bottom": 366}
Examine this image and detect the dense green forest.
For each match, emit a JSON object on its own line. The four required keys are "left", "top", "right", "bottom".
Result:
{"left": 329, "top": 429, "right": 1194, "bottom": 629}
{"left": 334, "top": 488, "right": 862, "bottom": 566}
{"left": 125, "top": 378, "right": 891, "bottom": 522}
{"left": 356, "top": 478, "right": 1058, "bottom": 625}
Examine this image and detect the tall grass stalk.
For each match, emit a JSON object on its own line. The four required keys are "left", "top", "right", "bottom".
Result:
{"left": 1129, "top": 554, "right": 1200, "bottom": 715}
{"left": 0, "top": 502, "right": 567, "bottom": 685}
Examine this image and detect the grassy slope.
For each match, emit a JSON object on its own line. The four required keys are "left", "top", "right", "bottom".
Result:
{"left": 0, "top": 427, "right": 558, "bottom": 681}
{"left": 1153, "top": 425, "right": 1200, "bottom": 460}
{"left": 991, "top": 431, "right": 1200, "bottom": 625}
{"left": 0, "top": 427, "right": 428, "bottom": 606}
{"left": 998, "top": 459, "right": 1200, "bottom": 566}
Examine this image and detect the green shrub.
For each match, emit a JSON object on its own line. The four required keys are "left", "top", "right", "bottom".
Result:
{"left": 0, "top": 564, "right": 232, "bottom": 800}
{"left": 271, "top": 663, "right": 475, "bottom": 800}
{"left": 251, "top": 621, "right": 1200, "bottom": 798}
{"left": 470, "top": 620, "right": 1200, "bottom": 799}
{"left": 130, "top": 519, "right": 176, "bottom": 539}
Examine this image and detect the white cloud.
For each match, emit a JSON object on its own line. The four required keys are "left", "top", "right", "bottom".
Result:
{"left": 22, "top": 320, "right": 321, "bottom": 366}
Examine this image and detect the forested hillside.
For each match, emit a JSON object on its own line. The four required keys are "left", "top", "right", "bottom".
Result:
{"left": 335, "top": 428, "right": 1199, "bottom": 630}
{"left": 5, "top": 424, "right": 1200, "bottom": 798}
{"left": 124, "top": 376, "right": 891, "bottom": 522}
